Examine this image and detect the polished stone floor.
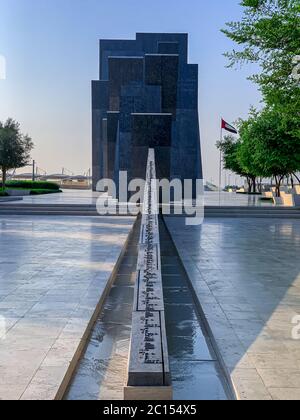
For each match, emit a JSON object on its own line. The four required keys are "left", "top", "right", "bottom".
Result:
{"left": 66, "top": 219, "right": 230, "bottom": 401}
{"left": 165, "top": 217, "right": 300, "bottom": 400}
{"left": 160, "top": 219, "right": 230, "bottom": 400}
{"left": 204, "top": 192, "right": 274, "bottom": 207}
{"left": 17, "top": 189, "right": 102, "bottom": 205}
{"left": 1, "top": 207, "right": 298, "bottom": 400}
{"left": 65, "top": 224, "right": 139, "bottom": 400}
{"left": 4, "top": 189, "right": 273, "bottom": 207}
{"left": 0, "top": 215, "right": 135, "bottom": 400}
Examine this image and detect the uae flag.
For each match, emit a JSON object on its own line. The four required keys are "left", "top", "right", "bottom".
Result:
{"left": 221, "top": 119, "right": 238, "bottom": 134}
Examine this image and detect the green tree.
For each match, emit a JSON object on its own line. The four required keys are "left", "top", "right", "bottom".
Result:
{"left": 237, "top": 108, "right": 300, "bottom": 196}
{"left": 222, "top": 0, "right": 300, "bottom": 130}
{"left": 217, "top": 135, "right": 257, "bottom": 192}
{"left": 0, "top": 119, "right": 34, "bottom": 190}
{"left": 222, "top": 0, "right": 300, "bottom": 196}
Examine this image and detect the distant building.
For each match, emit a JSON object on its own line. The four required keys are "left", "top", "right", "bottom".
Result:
{"left": 92, "top": 33, "right": 203, "bottom": 197}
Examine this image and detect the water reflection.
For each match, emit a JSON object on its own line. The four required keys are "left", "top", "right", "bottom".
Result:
{"left": 160, "top": 218, "right": 230, "bottom": 400}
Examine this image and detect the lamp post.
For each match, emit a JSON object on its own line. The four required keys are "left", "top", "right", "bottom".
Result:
{"left": 32, "top": 160, "right": 36, "bottom": 182}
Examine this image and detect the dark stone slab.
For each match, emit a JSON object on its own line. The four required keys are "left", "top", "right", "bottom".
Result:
{"left": 100, "top": 39, "right": 140, "bottom": 79}
{"left": 131, "top": 114, "right": 172, "bottom": 180}
{"left": 92, "top": 33, "right": 203, "bottom": 198}
{"left": 136, "top": 32, "right": 188, "bottom": 68}
{"left": 108, "top": 57, "right": 144, "bottom": 111}
{"left": 158, "top": 42, "right": 179, "bottom": 55}
{"left": 102, "top": 118, "right": 108, "bottom": 178}
{"left": 91, "top": 80, "right": 109, "bottom": 110}
{"left": 144, "top": 54, "right": 179, "bottom": 115}
{"left": 91, "top": 80, "right": 109, "bottom": 189}
{"left": 132, "top": 114, "right": 172, "bottom": 148}
{"left": 107, "top": 112, "right": 119, "bottom": 180}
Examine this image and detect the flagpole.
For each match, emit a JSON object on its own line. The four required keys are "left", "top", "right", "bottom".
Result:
{"left": 219, "top": 121, "right": 223, "bottom": 198}
{"left": 219, "top": 119, "right": 238, "bottom": 198}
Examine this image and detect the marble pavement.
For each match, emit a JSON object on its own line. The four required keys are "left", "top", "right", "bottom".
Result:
{"left": 0, "top": 215, "right": 135, "bottom": 400}
{"left": 165, "top": 217, "right": 300, "bottom": 400}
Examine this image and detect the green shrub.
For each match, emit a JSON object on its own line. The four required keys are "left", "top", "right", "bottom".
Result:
{"left": 30, "top": 189, "right": 62, "bottom": 195}
{"left": 4, "top": 180, "right": 60, "bottom": 190}
{"left": 0, "top": 190, "right": 9, "bottom": 197}
{"left": 259, "top": 197, "right": 273, "bottom": 202}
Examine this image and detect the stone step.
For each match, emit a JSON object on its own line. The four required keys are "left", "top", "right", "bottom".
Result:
{"left": 0, "top": 204, "right": 300, "bottom": 218}
{"left": 205, "top": 214, "right": 300, "bottom": 219}
{"left": 205, "top": 209, "right": 300, "bottom": 213}
{"left": 0, "top": 210, "right": 100, "bottom": 216}
{"left": 0, "top": 204, "right": 97, "bottom": 209}
{"left": 1, "top": 202, "right": 299, "bottom": 209}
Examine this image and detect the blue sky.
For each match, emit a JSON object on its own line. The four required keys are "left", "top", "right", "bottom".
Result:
{"left": 0, "top": 0, "right": 261, "bottom": 184}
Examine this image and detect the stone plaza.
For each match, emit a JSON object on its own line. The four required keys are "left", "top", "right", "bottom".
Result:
{"left": 0, "top": 214, "right": 135, "bottom": 399}
{"left": 1, "top": 189, "right": 300, "bottom": 400}
{"left": 0, "top": 31, "right": 300, "bottom": 401}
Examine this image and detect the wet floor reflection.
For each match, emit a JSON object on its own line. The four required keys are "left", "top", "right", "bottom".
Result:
{"left": 65, "top": 322, "right": 132, "bottom": 400}
{"left": 160, "top": 218, "right": 230, "bottom": 400}
{"left": 64, "top": 226, "right": 139, "bottom": 400}
{"left": 65, "top": 219, "right": 230, "bottom": 400}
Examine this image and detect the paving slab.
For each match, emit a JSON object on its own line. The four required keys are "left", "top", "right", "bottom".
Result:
{"left": 65, "top": 224, "right": 140, "bottom": 400}
{"left": 165, "top": 217, "right": 300, "bottom": 400}
{"left": 0, "top": 189, "right": 275, "bottom": 207}
{"left": 0, "top": 215, "right": 135, "bottom": 400}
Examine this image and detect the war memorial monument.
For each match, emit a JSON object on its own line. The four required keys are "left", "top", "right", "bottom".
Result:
{"left": 92, "top": 33, "right": 203, "bottom": 196}
{"left": 1, "top": 31, "right": 299, "bottom": 403}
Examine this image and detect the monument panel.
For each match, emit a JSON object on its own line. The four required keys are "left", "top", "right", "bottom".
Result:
{"left": 92, "top": 33, "right": 203, "bottom": 194}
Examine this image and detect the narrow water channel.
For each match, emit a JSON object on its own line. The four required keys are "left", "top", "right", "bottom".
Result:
{"left": 159, "top": 217, "right": 230, "bottom": 400}
{"left": 65, "top": 222, "right": 140, "bottom": 400}
{"left": 65, "top": 217, "right": 231, "bottom": 400}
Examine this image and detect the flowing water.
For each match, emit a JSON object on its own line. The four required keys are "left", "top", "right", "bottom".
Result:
{"left": 65, "top": 217, "right": 231, "bottom": 400}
